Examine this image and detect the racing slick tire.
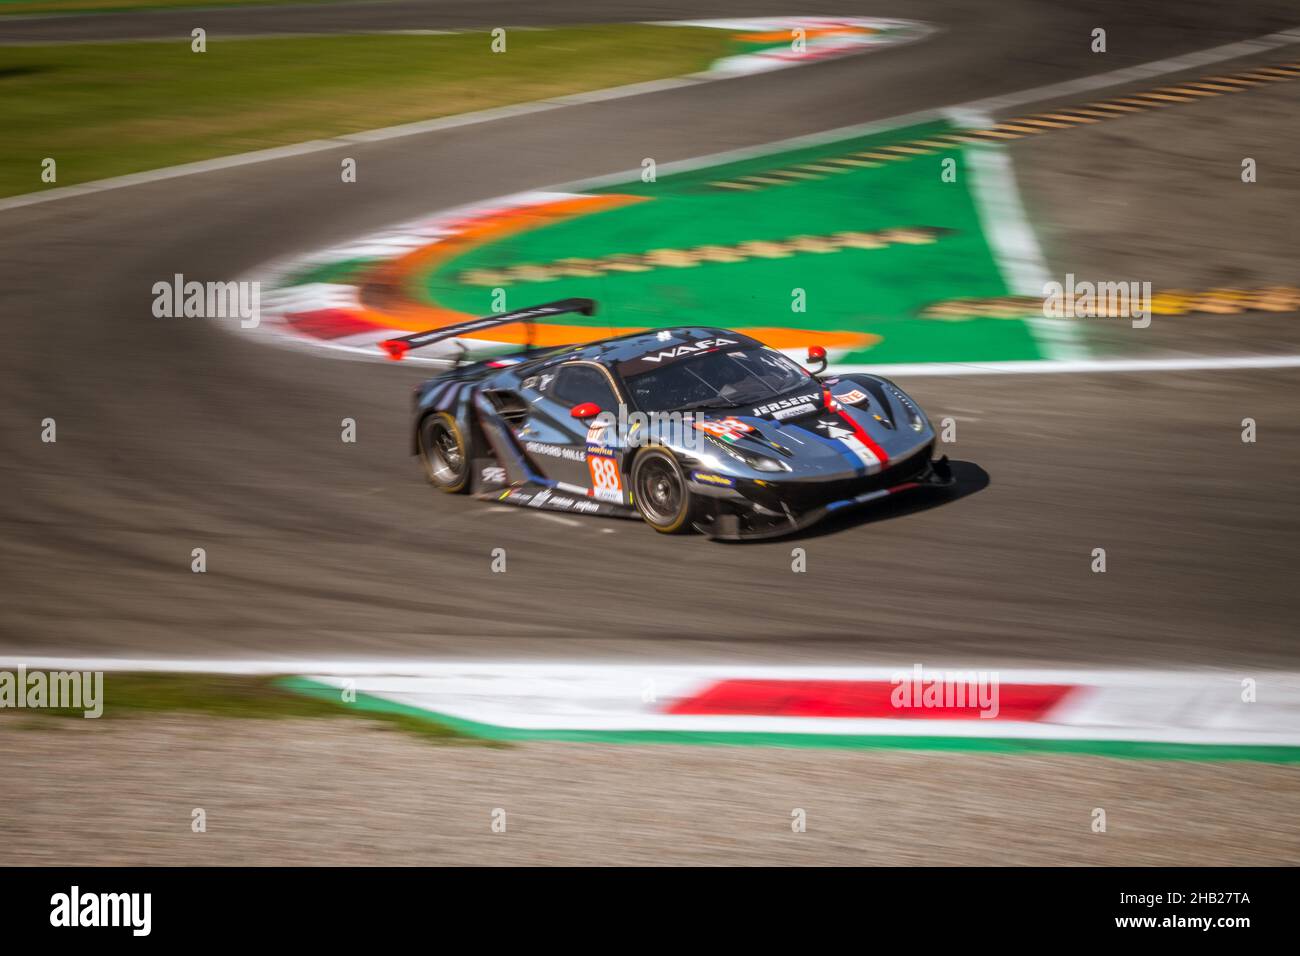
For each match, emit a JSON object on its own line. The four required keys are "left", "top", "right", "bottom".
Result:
{"left": 630, "top": 447, "right": 694, "bottom": 533}
{"left": 418, "top": 412, "right": 472, "bottom": 493}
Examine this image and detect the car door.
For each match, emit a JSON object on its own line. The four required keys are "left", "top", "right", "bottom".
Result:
{"left": 528, "top": 361, "right": 624, "bottom": 501}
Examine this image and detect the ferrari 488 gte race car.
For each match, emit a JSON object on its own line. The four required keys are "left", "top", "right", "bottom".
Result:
{"left": 383, "top": 298, "right": 953, "bottom": 540}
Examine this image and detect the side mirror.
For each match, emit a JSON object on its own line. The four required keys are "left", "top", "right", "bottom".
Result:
{"left": 570, "top": 402, "right": 601, "bottom": 420}
{"left": 806, "top": 345, "right": 828, "bottom": 375}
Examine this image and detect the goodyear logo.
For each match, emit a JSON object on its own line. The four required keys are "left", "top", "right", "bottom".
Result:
{"left": 692, "top": 472, "right": 736, "bottom": 487}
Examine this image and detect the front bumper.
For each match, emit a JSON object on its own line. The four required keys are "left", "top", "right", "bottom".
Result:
{"left": 693, "top": 455, "right": 955, "bottom": 541}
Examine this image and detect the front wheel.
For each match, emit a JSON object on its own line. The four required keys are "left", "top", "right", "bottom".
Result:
{"left": 418, "top": 412, "right": 471, "bottom": 493}
{"left": 631, "top": 448, "right": 694, "bottom": 533}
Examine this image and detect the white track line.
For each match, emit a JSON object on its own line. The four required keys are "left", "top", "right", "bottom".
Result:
{"left": 836, "top": 355, "right": 1300, "bottom": 377}
{"left": 561, "top": 26, "right": 1300, "bottom": 191}
{"left": 974, "top": 28, "right": 1300, "bottom": 112}
{"left": 3, "top": 25, "right": 1296, "bottom": 214}
{"left": 0, "top": 656, "right": 1285, "bottom": 681}
{"left": 0, "top": 18, "right": 920, "bottom": 212}
{"left": 962, "top": 133, "right": 1053, "bottom": 297}
{"left": 0, "top": 78, "right": 704, "bottom": 214}
{"left": 951, "top": 108, "right": 1087, "bottom": 363}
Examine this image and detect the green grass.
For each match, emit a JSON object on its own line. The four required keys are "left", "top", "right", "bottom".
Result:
{"left": 1, "top": 0, "right": 364, "bottom": 17}
{"left": 0, "top": 672, "right": 485, "bottom": 745}
{"left": 0, "top": 25, "right": 732, "bottom": 198}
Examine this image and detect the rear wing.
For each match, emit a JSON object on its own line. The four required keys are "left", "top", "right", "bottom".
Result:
{"left": 379, "top": 298, "right": 596, "bottom": 361}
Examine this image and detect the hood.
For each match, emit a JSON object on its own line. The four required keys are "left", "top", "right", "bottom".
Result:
{"left": 665, "top": 379, "right": 933, "bottom": 479}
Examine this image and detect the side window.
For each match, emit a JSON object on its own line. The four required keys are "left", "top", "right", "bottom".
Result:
{"left": 552, "top": 364, "right": 617, "bottom": 410}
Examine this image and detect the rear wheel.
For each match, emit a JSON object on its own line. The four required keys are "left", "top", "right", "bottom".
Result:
{"left": 631, "top": 448, "right": 693, "bottom": 533}
{"left": 418, "top": 412, "right": 471, "bottom": 493}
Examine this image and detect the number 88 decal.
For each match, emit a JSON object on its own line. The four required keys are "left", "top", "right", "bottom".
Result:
{"left": 588, "top": 454, "right": 623, "bottom": 502}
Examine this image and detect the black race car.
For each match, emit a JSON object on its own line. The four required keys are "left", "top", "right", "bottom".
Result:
{"left": 384, "top": 298, "right": 952, "bottom": 540}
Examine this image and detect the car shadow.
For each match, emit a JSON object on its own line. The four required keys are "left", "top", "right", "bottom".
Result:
{"left": 713, "top": 459, "right": 990, "bottom": 544}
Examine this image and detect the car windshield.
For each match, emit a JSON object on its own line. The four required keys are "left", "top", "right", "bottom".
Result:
{"left": 625, "top": 347, "right": 813, "bottom": 413}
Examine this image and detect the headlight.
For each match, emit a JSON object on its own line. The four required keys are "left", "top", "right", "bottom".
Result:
{"left": 705, "top": 435, "right": 791, "bottom": 472}
{"left": 884, "top": 383, "right": 926, "bottom": 432}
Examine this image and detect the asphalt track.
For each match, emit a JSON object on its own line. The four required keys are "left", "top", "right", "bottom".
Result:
{"left": 2, "top": 0, "right": 1298, "bottom": 670}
